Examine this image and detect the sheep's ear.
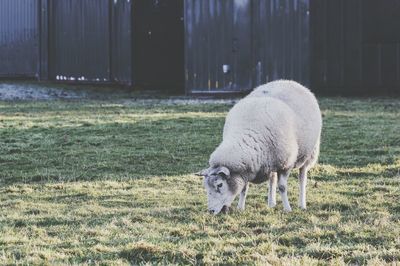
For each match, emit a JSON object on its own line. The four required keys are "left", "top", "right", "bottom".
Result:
{"left": 217, "top": 167, "right": 230, "bottom": 179}
{"left": 195, "top": 168, "right": 210, "bottom": 177}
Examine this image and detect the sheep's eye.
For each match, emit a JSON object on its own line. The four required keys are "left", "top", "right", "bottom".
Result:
{"left": 217, "top": 183, "right": 223, "bottom": 188}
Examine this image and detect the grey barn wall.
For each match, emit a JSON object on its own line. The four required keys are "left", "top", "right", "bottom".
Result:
{"left": 184, "top": 0, "right": 310, "bottom": 94}
{"left": 184, "top": 0, "right": 252, "bottom": 93}
{"left": 48, "top": 0, "right": 132, "bottom": 85}
{"left": 251, "top": 0, "right": 309, "bottom": 90}
{"left": 2, "top": 0, "right": 400, "bottom": 95}
{"left": 310, "top": 0, "right": 400, "bottom": 95}
{"left": 0, "top": 0, "right": 40, "bottom": 78}
{"left": 0, "top": 0, "right": 133, "bottom": 85}
{"left": 111, "top": 0, "right": 133, "bottom": 85}
{"left": 49, "top": 0, "right": 112, "bottom": 82}
{"left": 0, "top": 0, "right": 314, "bottom": 94}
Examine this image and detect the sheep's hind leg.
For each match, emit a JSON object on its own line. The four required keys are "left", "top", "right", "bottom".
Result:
{"left": 298, "top": 166, "right": 308, "bottom": 210}
{"left": 237, "top": 182, "right": 249, "bottom": 210}
{"left": 268, "top": 172, "right": 277, "bottom": 208}
{"left": 278, "top": 170, "right": 292, "bottom": 212}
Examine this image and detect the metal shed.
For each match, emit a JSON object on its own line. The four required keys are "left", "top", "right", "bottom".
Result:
{"left": 0, "top": 0, "right": 311, "bottom": 94}
{"left": 2, "top": 0, "right": 400, "bottom": 95}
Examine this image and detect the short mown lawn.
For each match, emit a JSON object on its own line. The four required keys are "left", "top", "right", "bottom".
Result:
{"left": 0, "top": 97, "right": 399, "bottom": 265}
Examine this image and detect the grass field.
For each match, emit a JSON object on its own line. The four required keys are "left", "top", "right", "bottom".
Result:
{"left": 0, "top": 97, "right": 399, "bottom": 265}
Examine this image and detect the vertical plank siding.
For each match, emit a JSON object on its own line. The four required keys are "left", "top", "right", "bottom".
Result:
{"left": 251, "top": 0, "right": 310, "bottom": 89}
{"left": 185, "top": 0, "right": 251, "bottom": 93}
{"left": 49, "top": 0, "right": 111, "bottom": 82}
{"left": 1, "top": 0, "right": 399, "bottom": 94}
{"left": 39, "top": 0, "right": 49, "bottom": 80}
{"left": 0, "top": 0, "right": 40, "bottom": 77}
{"left": 185, "top": 0, "right": 310, "bottom": 94}
{"left": 0, "top": 0, "right": 133, "bottom": 85}
{"left": 111, "top": 0, "right": 132, "bottom": 85}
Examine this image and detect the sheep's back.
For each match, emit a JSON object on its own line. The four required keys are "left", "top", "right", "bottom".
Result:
{"left": 220, "top": 97, "right": 300, "bottom": 172}
{"left": 247, "top": 80, "right": 322, "bottom": 163}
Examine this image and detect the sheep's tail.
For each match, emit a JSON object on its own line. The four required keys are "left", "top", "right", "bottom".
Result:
{"left": 306, "top": 137, "right": 320, "bottom": 169}
{"left": 310, "top": 136, "right": 321, "bottom": 167}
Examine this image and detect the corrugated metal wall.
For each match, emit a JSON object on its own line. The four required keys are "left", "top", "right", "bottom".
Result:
{"left": 311, "top": 0, "right": 400, "bottom": 95}
{"left": 185, "top": 0, "right": 252, "bottom": 93}
{"left": 2, "top": 0, "right": 400, "bottom": 95}
{"left": 184, "top": 0, "right": 310, "bottom": 94}
{"left": 0, "top": 0, "right": 311, "bottom": 90}
{"left": 0, "top": 0, "right": 39, "bottom": 77}
{"left": 111, "top": 0, "right": 132, "bottom": 85}
{"left": 252, "top": 0, "right": 310, "bottom": 88}
{"left": 49, "top": 0, "right": 111, "bottom": 82}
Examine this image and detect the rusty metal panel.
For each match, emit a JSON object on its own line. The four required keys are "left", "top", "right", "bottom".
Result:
{"left": 251, "top": 0, "right": 310, "bottom": 88}
{"left": 0, "top": 0, "right": 40, "bottom": 77}
{"left": 49, "top": 0, "right": 111, "bottom": 82}
{"left": 185, "top": 0, "right": 252, "bottom": 94}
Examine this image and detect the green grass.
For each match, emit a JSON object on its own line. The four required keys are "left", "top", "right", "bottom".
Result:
{"left": 0, "top": 98, "right": 399, "bottom": 265}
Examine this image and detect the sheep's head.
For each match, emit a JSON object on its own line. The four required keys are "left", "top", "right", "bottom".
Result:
{"left": 198, "top": 166, "right": 245, "bottom": 215}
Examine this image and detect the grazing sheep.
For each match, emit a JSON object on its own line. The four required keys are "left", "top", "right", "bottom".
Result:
{"left": 199, "top": 80, "right": 322, "bottom": 214}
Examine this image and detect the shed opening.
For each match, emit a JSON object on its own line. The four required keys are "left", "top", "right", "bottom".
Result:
{"left": 133, "top": 0, "right": 184, "bottom": 93}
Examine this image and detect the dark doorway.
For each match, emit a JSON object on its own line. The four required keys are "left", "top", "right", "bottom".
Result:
{"left": 362, "top": 0, "right": 400, "bottom": 94}
{"left": 133, "top": 0, "right": 185, "bottom": 92}
{"left": 310, "top": 0, "right": 400, "bottom": 95}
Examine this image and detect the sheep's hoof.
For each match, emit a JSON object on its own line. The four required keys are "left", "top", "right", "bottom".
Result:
{"left": 298, "top": 202, "right": 307, "bottom": 210}
{"left": 237, "top": 204, "right": 246, "bottom": 211}
{"left": 283, "top": 208, "right": 292, "bottom": 212}
{"left": 268, "top": 202, "right": 276, "bottom": 208}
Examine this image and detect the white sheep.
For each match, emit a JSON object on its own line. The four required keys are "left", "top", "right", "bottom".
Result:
{"left": 199, "top": 80, "right": 322, "bottom": 214}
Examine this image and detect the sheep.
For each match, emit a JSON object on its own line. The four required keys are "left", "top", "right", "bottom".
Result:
{"left": 199, "top": 80, "right": 322, "bottom": 214}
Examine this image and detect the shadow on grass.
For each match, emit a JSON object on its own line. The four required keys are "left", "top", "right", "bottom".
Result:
{"left": 12, "top": 217, "right": 81, "bottom": 228}
{"left": 118, "top": 240, "right": 200, "bottom": 265}
{"left": 311, "top": 164, "right": 400, "bottom": 182}
{"left": 0, "top": 116, "right": 224, "bottom": 186}
{"left": 0, "top": 100, "right": 232, "bottom": 115}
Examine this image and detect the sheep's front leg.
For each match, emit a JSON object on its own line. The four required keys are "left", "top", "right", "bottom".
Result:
{"left": 268, "top": 172, "right": 277, "bottom": 208}
{"left": 278, "top": 170, "right": 292, "bottom": 212}
{"left": 298, "top": 166, "right": 308, "bottom": 209}
{"left": 237, "top": 182, "right": 249, "bottom": 210}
